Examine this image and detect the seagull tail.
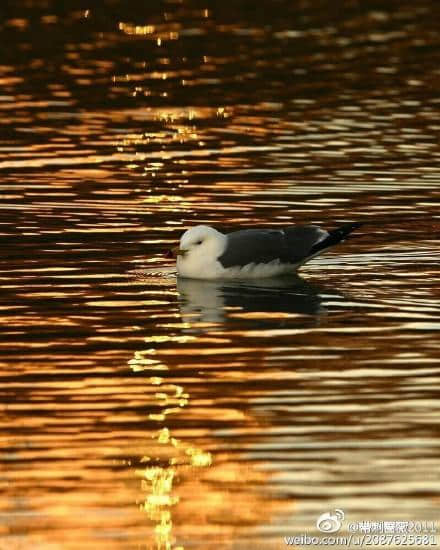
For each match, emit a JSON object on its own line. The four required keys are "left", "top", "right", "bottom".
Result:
{"left": 310, "top": 222, "right": 363, "bottom": 255}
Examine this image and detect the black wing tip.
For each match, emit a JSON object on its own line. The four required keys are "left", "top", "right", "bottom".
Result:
{"left": 334, "top": 221, "right": 363, "bottom": 236}
{"left": 310, "top": 221, "right": 362, "bottom": 254}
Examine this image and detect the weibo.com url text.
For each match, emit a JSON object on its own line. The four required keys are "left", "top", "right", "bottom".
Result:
{"left": 284, "top": 534, "right": 438, "bottom": 546}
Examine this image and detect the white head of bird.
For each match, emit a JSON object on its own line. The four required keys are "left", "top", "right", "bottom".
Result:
{"left": 174, "top": 225, "right": 226, "bottom": 279}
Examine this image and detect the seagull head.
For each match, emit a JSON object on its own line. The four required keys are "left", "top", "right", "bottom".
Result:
{"left": 169, "top": 224, "right": 226, "bottom": 270}
{"left": 175, "top": 225, "right": 225, "bottom": 258}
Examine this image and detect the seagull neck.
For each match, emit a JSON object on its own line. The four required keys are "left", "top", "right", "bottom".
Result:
{"left": 212, "top": 231, "right": 228, "bottom": 258}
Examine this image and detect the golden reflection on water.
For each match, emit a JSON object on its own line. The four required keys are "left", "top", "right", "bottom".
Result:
{"left": 126, "top": 331, "right": 291, "bottom": 550}
{"left": 1, "top": 1, "right": 440, "bottom": 548}
{"left": 129, "top": 347, "right": 212, "bottom": 550}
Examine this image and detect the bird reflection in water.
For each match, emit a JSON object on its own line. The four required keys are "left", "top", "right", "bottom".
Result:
{"left": 176, "top": 274, "right": 330, "bottom": 326}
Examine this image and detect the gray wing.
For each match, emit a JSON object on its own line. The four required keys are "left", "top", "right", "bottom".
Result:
{"left": 283, "top": 225, "right": 328, "bottom": 260}
{"left": 218, "top": 226, "right": 328, "bottom": 268}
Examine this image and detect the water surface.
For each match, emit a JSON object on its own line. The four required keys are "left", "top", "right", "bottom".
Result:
{"left": 1, "top": 1, "right": 439, "bottom": 549}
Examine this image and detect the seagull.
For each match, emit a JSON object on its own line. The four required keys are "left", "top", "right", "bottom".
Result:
{"left": 170, "top": 222, "right": 362, "bottom": 280}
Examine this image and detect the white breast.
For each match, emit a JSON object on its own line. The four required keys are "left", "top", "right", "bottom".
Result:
{"left": 177, "top": 255, "right": 297, "bottom": 279}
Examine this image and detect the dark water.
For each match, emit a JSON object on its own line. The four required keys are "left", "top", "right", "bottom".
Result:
{"left": 1, "top": 1, "right": 439, "bottom": 549}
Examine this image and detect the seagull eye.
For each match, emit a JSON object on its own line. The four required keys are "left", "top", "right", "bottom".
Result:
{"left": 196, "top": 240, "right": 203, "bottom": 245}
